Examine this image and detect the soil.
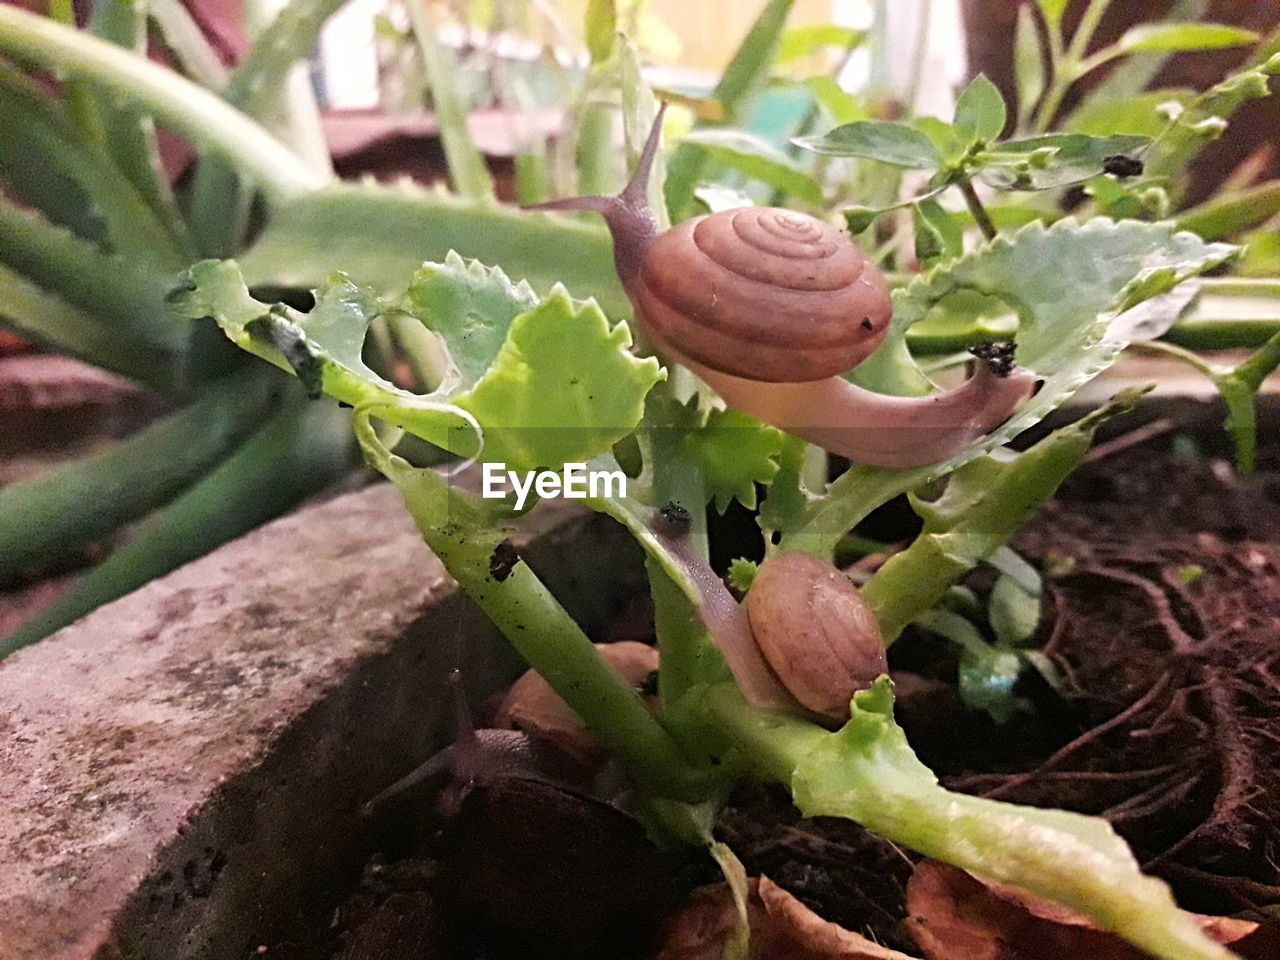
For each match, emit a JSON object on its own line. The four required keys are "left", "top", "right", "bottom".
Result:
{"left": 279, "top": 425, "right": 1279, "bottom": 958}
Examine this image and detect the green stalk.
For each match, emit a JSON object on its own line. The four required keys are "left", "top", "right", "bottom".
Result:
{"left": 700, "top": 680, "right": 1235, "bottom": 960}
{"left": 356, "top": 419, "right": 717, "bottom": 802}
{"left": 860, "top": 396, "right": 1128, "bottom": 644}
{"left": 1175, "top": 181, "right": 1280, "bottom": 241}
{"left": 406, "top": 0, "right": 495, "bottom": 202}
{"left": 0, "top": 392, "right": 353, "bottom": 660}
{"left": 0, "top": 366, "right": 276, "bottom": 586}
{"left": 148, "top": 0, "right": 229, "bottom": 89}
{"left": 0, "top": 5, "right": 321, "bottom": 203}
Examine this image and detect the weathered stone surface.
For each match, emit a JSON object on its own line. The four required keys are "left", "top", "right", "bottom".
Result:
{"left": 0, "top": 483, "right": 641, "bottom": 960}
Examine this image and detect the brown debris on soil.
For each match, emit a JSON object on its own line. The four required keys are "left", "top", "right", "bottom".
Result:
{"left": 905, "top": 860, "right": 1280, "bottom": 960}
{"left": 657, "top": 876, "right": 918, "bottom": 960}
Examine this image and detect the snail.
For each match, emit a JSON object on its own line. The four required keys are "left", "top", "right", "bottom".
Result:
{"left": 528, "top": 105, "right": 1039, "bottom": 469}
{"left": 651, "top": 510, "right": 886, "bottom": 722}
{"left": 364, "top": 670, "right": 679, "bottom": 952}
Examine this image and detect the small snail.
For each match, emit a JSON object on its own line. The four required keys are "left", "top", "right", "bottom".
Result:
{"left": 651, "top": 510, "right": 885, "bottom": 722}
{"left": 745, "top": 551, "right": 887, "bottom": 723}
{"left": 529, "top": 105, "right": 1039, "bottom": 469}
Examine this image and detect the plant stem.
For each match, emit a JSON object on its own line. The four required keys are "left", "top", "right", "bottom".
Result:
{"left": 956, "top": 177, "right": 997, "bottom": 240}
{"left": 0, "top": 4, "right": 321, "bottom": 203}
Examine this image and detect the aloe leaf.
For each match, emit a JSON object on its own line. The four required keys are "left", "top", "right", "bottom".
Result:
{"left": 404, "top": 0, "right": 493, "bottom": 201}
{"left": 86, "top": 0, "right": 193, "bottom": 258}
{"left": 1176, "top": 181, "right": 1280, "bottom": 241}
{"left": 1114, "top": 22, "right": 1258, "bottom": 55}
{"left": 0, "top": 365, "right": 275, "bottom": 586}
{"left": 0, "top": 196, "right": 184, "bottom": 357}
{"left": 0, "top": 5, "right": 320, "bottom": 202}
{"left": 0, "top": 392, "right": 353, "bottom": 660}
{"left": 0, "top": 67, "right": 182, "bottom": 267}
{"left": 148, "top": 0, "right": 229, "bottom": 89}
{"left": 238, "top": 182, "right": 626, "bottom": 315}
{"left": 0, "top": 264, "right": 173, "bottom": 389}
{"left": 723, "top": 679, "right": 1237, "bottom": 960}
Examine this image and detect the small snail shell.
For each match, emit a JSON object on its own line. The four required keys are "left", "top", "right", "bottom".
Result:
{"left": 495, "top": 641, "right": 659, "bottom": 762}
{"left": 528, "top": 103, "right": 1039, "bottom": 470}
{"left": 636, "top": 208, "right": 891, "bottom": 383}
{"left": 745, "top": 551, "right": 887, "bottom": 723}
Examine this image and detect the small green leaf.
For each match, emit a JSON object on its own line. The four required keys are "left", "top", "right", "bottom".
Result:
{"left": 954, "top": 74, "right": 1007, "bottom": 142}
{"left": 842, "top": 205, "right": 881, "bottom": 234}
{"left": 913, "top": 116, "right": 970, "bottom": 166}
{"left": 989, "top": 573, "right": 1041, "bottom": 647}
{"left": 727, "top": 558, "right": 759, "bottom": 593}
{"left": 793, "top": 120, "right": 941, "bottom": 169}
{"left": 679, "top": 408, "right": 782, "bottom": 512}
{"left": 776, "top": 23, "right": 863, "bottom": 63}
{"left": 680, "top": 129, "right": 824, "bottom": 204}
{"left": 1036, "top": 0, "right": 1069, "bottom": 28}
{"left": 979, "top": 133, "right": 1151, "bottom": 190}
{"left": 403, "top": 252, "right": 539, "bottom": 392}
{"left": 584, "top": 0, "right": 617, "bottom": 63}
{"left": 1116, "top": 22, "right": 1259, "bottom": 55}
{"left": 914, "top": 199, "right": 964, "bottom": 265}
{"left": 1014, "top": 5, "right": 1045, "bottom": 124}
{"left": 452, "top": 287, "right": 664, "bottom": 471}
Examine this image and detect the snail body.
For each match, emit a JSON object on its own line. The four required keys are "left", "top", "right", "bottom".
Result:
{"left": 529, "top": 105, "right": 1038, "bottom": 469}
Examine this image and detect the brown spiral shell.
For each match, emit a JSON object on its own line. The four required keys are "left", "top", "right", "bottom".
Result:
{"left": 633, "top": 207, "right": 892, "bottom": 383}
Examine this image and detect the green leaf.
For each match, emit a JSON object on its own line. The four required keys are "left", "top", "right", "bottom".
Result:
{"left": 679, "top": 129, "right": 823, "bottom": 204}
{"left": 954, "top": 74, "right": 1007, "bottom": 142}
{"left": 793, "top": 120, "right": 941, "bottom": 169}
{"left": 789, "top": 679, "right": 1238, "bottom": 960}
{"left": 912, "top": 116, "right": 970, "bottom": 166}
{"left": 727, "top": 557, "right": 758, "bottom": 593}
{"left": 403, "top": 253, "right": 539, "bottom": 392}
{"left": 239, "top": 182, "right": 627, "bottom": 317}
{"left": 1115, "top": 22, "right": 1259, "bottom": 55}
{"left": 1036, "top": 0, "right": 1069, "bottom": 29}
{"left": 783, "top": 221, "right": 1234, "bottom": 557}
{"left": 1014, "top": 5, "right": 1045, "bottom": 125}
{"left": 775, "top": 24, "right": 863, "bottom": 64}
{"left": 979, "top": 133, "right": 1151, "bottom": 190}
{"left": 917, "top": 609, "right": 1030, "bottom": 723}
{"left": 914, "top": 199, "right": 963, "bottom": 266}
{"left": 989, "top": 573, "right": 1041, "bottom": 647}
{"left": 451, "top": 287, "right": 663, "bottom": 471}
{"left": 678, "top": 408, "right": 782, "bottom": 513}
{"left": 803, "top": 76, "right": 866, "bottom": 125}
{"left": 584, "top": 0, "right": 617, "bottom": 63}
{"left": 1066, "top": 89, "right": 1194, "bottom": 138}
{"left": 177, "top": 257, "right": 663, "bottom": 471}
{"left": 1176, "top": 181, "right": 1280, "bottom": 241}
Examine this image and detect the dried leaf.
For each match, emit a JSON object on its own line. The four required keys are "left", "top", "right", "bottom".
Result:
{"left": 659, "top": 877, "right": 919, "bottom": 960}
{"left": 906, "top": 860, "right": 1279, "bottom": 960}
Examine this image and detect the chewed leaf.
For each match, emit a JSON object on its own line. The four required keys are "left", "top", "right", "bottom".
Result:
{"left": 791, "top": 679, "right": 1236, "bottom": 960}
{"left": 451, "top": 286, "right": 664, "bottom": 471}
{"left": 404, "top": 251, "right": 539, "bottom": 393}
{"left": 874, "top": 219, "right": 1235, "bottom": 472}
{"left": 174, "top": 261, "right": 480, "bottom": 453}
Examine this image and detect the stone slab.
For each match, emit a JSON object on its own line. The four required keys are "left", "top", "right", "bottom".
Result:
{"left": 0, "top": 483, "right": 641, "bottom": 959}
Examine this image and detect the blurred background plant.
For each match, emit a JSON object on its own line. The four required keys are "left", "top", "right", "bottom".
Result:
{"left": 0, "top": 0, "right": 1277, "bottom": 658}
